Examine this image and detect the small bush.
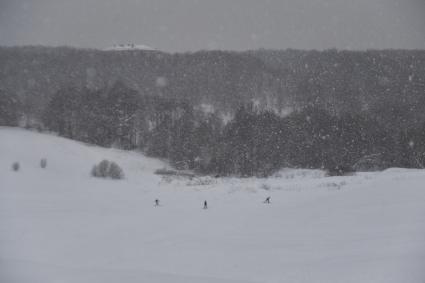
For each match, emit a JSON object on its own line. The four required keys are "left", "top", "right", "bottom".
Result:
{"left": 91, "top": 160, "right": 124, "bottom": 179}
{"left": 326, "top": 165, "right": 355, "bottom": 176}
{"left": 12, "top": 162, "right": 20, "bottom": 172}
{"left": 92, "top": 160, "right": 109, "bottom": 178}
{"left": 186, "top": 177, "right": 216, "bottom": 186}
{"left": 40, "top": 158, "right": 47, "bottom": 169}
{"left": 154, "top": 168, "right": 179, "bottom": 176}
{"left": 109, "top": 162, "right": 124, "bottom": 179}
{"left": 154, "top": 168, "right": 195, "bottom": 178}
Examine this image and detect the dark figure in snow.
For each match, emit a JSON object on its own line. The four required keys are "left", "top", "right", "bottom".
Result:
{"left": 155, "top": 199, "right": 160, "bottom": 206}
{"left": 264, "top": 196, "right": 271, "bottom": 204}
{"left": 203, "top": 200, "right": 208, "bottom": 209}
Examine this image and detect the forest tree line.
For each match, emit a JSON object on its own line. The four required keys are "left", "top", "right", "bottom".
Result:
{"left": 2, "top": 82, "right": 424, "bottom": 177}
{"left": 1, "top": 47, "right": 425, "bottom": 135}
{"left": 1, "top": 46, "right": 425, "bottom": 176}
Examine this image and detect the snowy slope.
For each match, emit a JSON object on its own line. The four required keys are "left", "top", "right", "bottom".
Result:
{"left": 1, "top": 127, "right": 425, "bottom": 283}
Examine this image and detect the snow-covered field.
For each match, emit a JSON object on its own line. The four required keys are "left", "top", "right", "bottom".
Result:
{"left": 1, "top": 127, "right": 425, "bottom": 283}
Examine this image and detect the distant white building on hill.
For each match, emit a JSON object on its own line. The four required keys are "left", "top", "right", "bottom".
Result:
{"left": 104, "top": 43, "right": 157, "bottom": 51}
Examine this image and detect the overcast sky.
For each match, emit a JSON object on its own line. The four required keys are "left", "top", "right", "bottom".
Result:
{"left": 0, "top": 0, "right": 424, "bottom": 52}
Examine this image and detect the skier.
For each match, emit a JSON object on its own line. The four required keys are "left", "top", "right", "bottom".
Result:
{"left": 154, "top": 199, "right": 160, "bottom": 206}
{"left": 203, "top": 200, "right": 208, "bottom": 209}
{"left": 264, "top": 196, "right": 271, "bottom": 204}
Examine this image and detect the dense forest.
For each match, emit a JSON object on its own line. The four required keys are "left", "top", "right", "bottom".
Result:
{"left": 1, "top": 46, "right": 425, "bottom": 176}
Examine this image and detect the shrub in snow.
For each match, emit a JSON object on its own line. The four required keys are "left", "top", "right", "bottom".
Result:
{"left": 154, "top": 168, "right": 179, "bottom": 176}
{"left": 91, "top": 160, "right": 124, "bottom": 180}
{"left": 40, "top": 158, "right": 47, "bottom": 169}
{"left": 12, "top": 162, "right": 20, "bottom": 172}
{"left": 326, "top": 164, "right": 354, "bottom": 176}
{"left": 186, "top": 177, "right": 216, "bottom": 186}
{"left": 92, "top": 160, "right": 109, "bottom": 178}
{"left": 154, "top": 168, "right": 195, "bottom": 178}
{"left": 108, "top": 162, "right": 125, "bottom": 179}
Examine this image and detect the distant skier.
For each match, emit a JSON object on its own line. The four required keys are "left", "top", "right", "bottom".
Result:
{"left": 264, "top": 196, "right": 271, "bottom": 204}
{"left": 154, "top": 199, "right": 160, "bottom": 206}
{"left": 203, "top": 200, "right": 208, "bottom": 209}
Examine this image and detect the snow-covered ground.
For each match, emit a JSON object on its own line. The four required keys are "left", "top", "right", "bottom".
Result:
{"left": 1, "top": 127, "right": 425, "bottom": 283}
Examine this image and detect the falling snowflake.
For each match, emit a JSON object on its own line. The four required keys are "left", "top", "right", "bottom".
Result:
{"left": 155, "top": 77, "right": 168, "bottom": 88}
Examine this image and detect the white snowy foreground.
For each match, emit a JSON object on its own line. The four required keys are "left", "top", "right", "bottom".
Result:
{"left": 1, "top": 127, "right": 425, "bottom": 283}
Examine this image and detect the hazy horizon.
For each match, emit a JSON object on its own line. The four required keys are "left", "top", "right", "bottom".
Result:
{"left": 1, "top": 0, "right": 425, "bottom": 52}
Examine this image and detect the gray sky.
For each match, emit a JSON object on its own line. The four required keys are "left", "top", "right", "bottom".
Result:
{"left": 0, "top": 0, "right": 424, "bottom": 52}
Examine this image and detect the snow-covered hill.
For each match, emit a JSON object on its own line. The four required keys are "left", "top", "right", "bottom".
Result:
{"left": 1, "top": 127, "right": 425, "bottom": 283}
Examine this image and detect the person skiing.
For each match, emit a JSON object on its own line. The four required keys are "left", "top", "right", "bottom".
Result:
{"left": 203, "top": 200, "right": 208, "bottom": 209}
{"left": 264, "top": 196, "right": 271, "bottom": 204}
{"left": 154, "top": 199, "right": 160, "bottom": 206}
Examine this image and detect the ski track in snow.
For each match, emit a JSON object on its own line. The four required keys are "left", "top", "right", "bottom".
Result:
{"left": 1, "top": 127, "right": 425, "bottom": 283}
